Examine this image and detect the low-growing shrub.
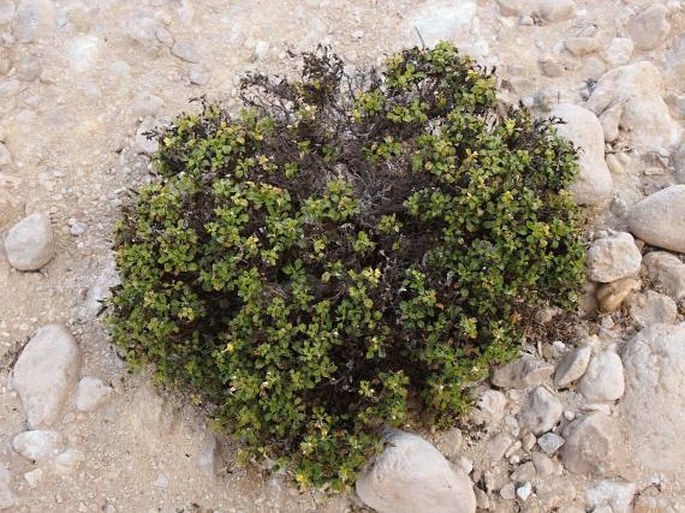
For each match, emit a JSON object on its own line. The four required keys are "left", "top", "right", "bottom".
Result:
{"left": 109, "top": 42, "right": 585, "bottom": 488}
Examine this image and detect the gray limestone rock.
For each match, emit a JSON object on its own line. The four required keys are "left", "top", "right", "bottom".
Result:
{"left": 627, "top": 3, "right": 671, "bottom": 51}
{"left": 627, "top": 290, "right": 678, "bottom": 328}
{"left": 12, "top": 429, "right": 65, "bottom": 461}
{"left": 628, "top": 185, "right": 685, "bottom": 254}
{"left": 520, "top": 386, "right": 562, "bottom": 435}
{"left": 554, "top": 346, "right": 592, "bottom": 388}
{"left": 12, "top": 324, "right": 81, "bottom": 428}
{"left": 75, "top": 376, "right": 113, "bottom": 412}
{"left": 491, "top": 356, "right": 554, "bottom": 389}
{"left": 642, "top": 251, "right": 685, "bottom": 300}
{"left": 561, "top": 412, "right": 625, "bottom": 476}
{"left": 579, "top": 351, "right": 625, "bottom": 403}
{"left": 4, "top": 212, "right": 55, "bottom": 271}
{"left": 621, "top": 323, "right": 685, "bottom": 472}
{"left": 551, "top": 103, "right": 612, "bottom": 206}
{"left": 356, "top": 430, "right": 476, "bottom": 513}
{"left": 586, "top": 232, "right": 642, "bottom": 283}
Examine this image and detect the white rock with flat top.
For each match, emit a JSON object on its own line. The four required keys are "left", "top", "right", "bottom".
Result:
{"left": 4, "top": 212, "right": 55, "bottom": 271}
{"left": 587, "top": 232, "right": 642, "bottom": 283}
{"left": 579, "top": 351, "right": 625, "bottom": 403}
{"left": 642, "top": 251, "right": 685, "bottom": 300}
{"left": 356, "top": 430, "right": 476, "bottom": 513}
{"left": 12, "top": 430, "right": 65, "bottom": 461}
{"left": 621, "top": 323, "right": 685, "bottom": 472}
{"left": 628, "top": 185, "right": 685, "bottom": 254}
{"left": 12, "top": 324, "right": 81, "bottom": 428}
{"left": 551, "top": 103, "right": 612, "bottom": 206}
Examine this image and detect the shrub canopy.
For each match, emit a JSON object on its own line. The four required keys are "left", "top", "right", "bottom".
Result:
{"left": 109, "top": 42, "right": 585, "bottom": 488}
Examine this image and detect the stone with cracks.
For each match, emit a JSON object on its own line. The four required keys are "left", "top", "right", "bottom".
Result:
{"left": 12, "top": 324, "right": 81, "bottom": 428}
{"left": 356, "top": 430, "right": 476, "bottom": 513}
{"left": 586, "top": 232, "right": 642, "bottom": 283}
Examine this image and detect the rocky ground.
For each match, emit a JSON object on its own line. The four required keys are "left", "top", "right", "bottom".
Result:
{"left": 0, "top": 0, "right": 684, "bottom": 512}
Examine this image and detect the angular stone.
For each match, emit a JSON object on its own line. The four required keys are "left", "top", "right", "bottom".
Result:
{"left": 586, "top": 480, "right": 637, "bottom": 513}
{"left": 627, "top": 4, "right": 671, "bottom": 51}
{"left": 621, "top": 323, "right": 685, "bottom": 472}
{"left": 585, "top": 63, "right": 682, "bottom": 153}
{"left": 406, "top": 0, "right": 477, "bottom": 47}
{"left": 12, "top": 324, "right": 81, "bottom": 428}
{"left": 561, "top": 412, "right": 625, "bottom": 476}
{"left": 536, "top": 0, "right": 575, "bottom": 23}
{"left": 520, "top": 386, "right": 562, "bottom": 435}
{"left": 4, "top": 212, "right": 55, "bottom": 271}
{"left": 551, "top": 103, "right": 612, "bottom": 206}
{"left": 564, "top": 37, "right": 600, "bottom": 56}
{"left": 587, "top": 232, "right": 642, "bottom": 283}
{"left": 471, "top": 389, "right": 507, "bottom": 426}
{"left": 485, "top": 432, "right": 514, "bottom": 464}
{"left": 531, "top": 452, "right": 556, "bottom": 477}
{"left": 356, "top": 430, "right": 476, "bottom": 513}
{"left": 12, "top": 429, "right": 65, "bottom": 461}
{"left": 491, "top": 356, "right": 554, "bottom": 389}
{"left": 596, "top": 277, "right": 641, "bottom": 313}
{"left": 170, "top": 40, "right": 199, "bottom": 63}
{"left": 642, "top": 251, "right": 685, "bottom": 300}
{"left": 601, "top": 38, "right": 634, "bottom": 67}
{"left": 627, "top": 290, "right": 678, "bottom": 328}
{"left": 75, "top": 376, "right": 113, "bottom": 412}
{"left": 579, "top": 351, "right": 625, "bottom": 403}
{"left": 628, "top": 185, "right": 685, "bottom": 254}
{"left": 554, "top": 346, "right": 592, "bottom": 388}
{"left": 510, "top": 461, "right": 536, "bottom": 483}
{"left": 537, "top": 432, "right": 565, "bottom": 455}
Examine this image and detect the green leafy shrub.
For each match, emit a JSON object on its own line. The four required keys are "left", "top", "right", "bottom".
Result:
{"left": 109, "top": 42, "right": 585, "bottom": 489}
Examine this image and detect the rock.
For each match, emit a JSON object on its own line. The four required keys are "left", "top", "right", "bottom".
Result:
{"left": 434, "top": 427, "right": 463, "bottom": 459}
{"left": 4, "top": 212, "right": 55, "bottom": 271}
{"left": 642, "top": 251, "right": 685, "bottom": 300}
{"left": 516, "top": 482, "right": 532, "bottom": 501}
{"left": 491, "top": 356, "right": 554, "bottom": 389}
{"left": 12, "top": 429, "right": 65, "bottom": 461}
{"left": 531, "top": 452, "right": 556, "bottom": 477}
{"left": 596, "top": 277, "right": 641, "bottom": 313}
{"left": 84, "top": 256, "right": 120, "bottom": 316}
{"left": 599, "top": 102, "right": 623, "bottom": 143}
{"left": 0, "top": 465, "right": 17, "bottom": 510}
{"left": 75, "top": 376, "right": 113, "bottom": 412}
{"left": 12, "top": 324, "right": 81, "bottom": 428}
{"left": 510, "top": 461, "right": 536, "bottom": 483}
{"left": 536, "top": 0, "right": 575, "bottom": 23}
{"left": 554, "top": 346, "right": 592, "bottom": 388}
{"left": 536, "top": 476, "right": 576, "bottom": 508}
{"left": 627, "top": 4, "right": 671, "bottom": 51}
{"left": 52, "top": 448, "right": 85, "bottom": 476}
{"left": 587, "top": 232, "right": 642, "bottom": 283}
{"left": 627, "top": 290, "right": 678, "bottom": 328}
{"left": 586, "top": 480, "right": 637, "bottom": 513}
{"left": 628, "top": 185, "right": 685, "bottom": 254}
{"left": 561, "top": 412, "right": 625, "bottom": 476}
{"left": 621, "top": 323, "right": 685, "bottom": 472}
{"left": 131, "top": 91, "right": 163, "bottom": 117}
{"left": 485, "top": 432, "right": 515, "bottom": 464}
{"left": 537, "top": 432, "right": 565, "bottom": 455}
{"left": 188, "top": 65, "right": 210, "bottom": 86}
{"left": 601, "top": 38, "right": 634, "bottom": 67}
{"left": 551, "top": 103, "right": 612, "bottom": 206}
{"left": 23, "top": 468, "right": 42, "bottom": 488}
{"left": 133, "top": 122, "right": 159, "bottom": 156}
{"left": 538, "top": 57, "right": 567, "bottom": 77}
{"left": 195, "top": 433, "right": 218, "bottom": 481}
{"left": 585, "top": 62, "right": 682, "bottom": 153}
{"left": 356, "top": 430, "right": 476, "bottom": 513}
{"left": 406, "top": 0, "right": 477, "bottom": 47}
{"left": 472, "top": 389, "right": 507, "bottom": 426}
{"left": 564, "top": 37, "right": 601, "bottom": 56}
{"left": 12, "top": 0, "right": 40, "bottom": 43}
{"left": 520, "top": 386, "right": 562, "bottom": 435}
{"left": 579, "top": 351, "right": 625, "bottom": 403}
{"left": 499, "top": 482, "right": 516, "bottom": 500}
{"left": 170, "top": 40, "right": 199, "bottom": 63}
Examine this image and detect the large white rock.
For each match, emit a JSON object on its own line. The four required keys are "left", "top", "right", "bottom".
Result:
{"left": 585, "top": 62, "right": 682, "bottom": 153}
{"left": 356, "top": 431, "right": 476, "bottom": 513}
{"left": 4, "top": 212, "right": 55, "bottom": 271}
{"left": 12, "top": 429, "right": 65, "bottom": 461}
{"left": 12, "top": 324, "right": 81, "bottom": 428}
{"left": 621, "top": 323, "right": 685, "bottom": 472}
{"left": 551, "top": 103, "right": 612, "bottom": 206}
{"left": 579, "top": 351, "right": 625, "bottom": 403}
{"left": 586, "top": 232, "right": 642, "bottom": 283}
{"left": 561, "top": 412, "right": 625, "bottom": 476}
{"left": 628, "top": 185, "right": 685, "bottom": 254}
{"left": 626, "top": 3, "right": 671, "bottom": 51}
{"left": 405, "top": 0, "right": 477, "bottom": 47}
{"left": 642, "top": 251, "right": 685, "bottom": 300}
